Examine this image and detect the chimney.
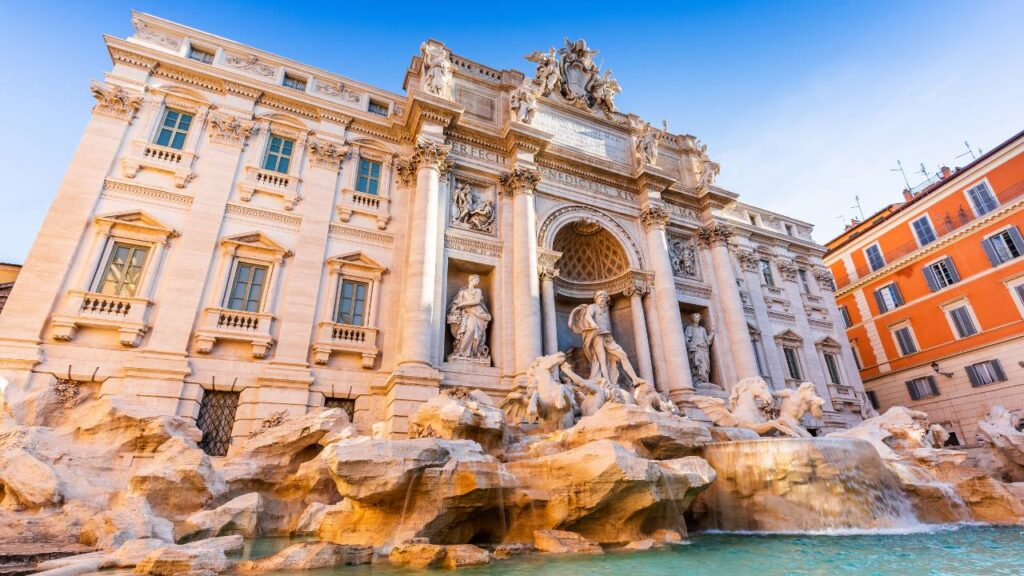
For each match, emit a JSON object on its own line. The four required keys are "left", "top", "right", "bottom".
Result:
{"left": 903, "top": 189, "right": 914, "bottom": 201}
{"left": 940, "top": 166, "right": 952, "bottom": 179}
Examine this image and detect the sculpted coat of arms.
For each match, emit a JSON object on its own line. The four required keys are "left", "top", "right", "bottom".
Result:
{"left": 525, "top": 38, "right": 621, "bottom": 115}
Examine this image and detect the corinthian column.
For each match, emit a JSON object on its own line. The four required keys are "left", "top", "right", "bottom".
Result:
{"left": 501, "top": 167, "right": 543, "bottom": 375}
{"left": 699, "top": 221, "right": 760, "bottom": 379}
{"left": 641, "top": 204, "right": 694, "bottom": 399}
{"left": 624, "top": 280, "right": 655, "bottom": 384}
{"left": 397, "top": 141, "right": 450, "bottom": 368}
{"left": 538, "top": 250, "right": 561, "bottom": 355}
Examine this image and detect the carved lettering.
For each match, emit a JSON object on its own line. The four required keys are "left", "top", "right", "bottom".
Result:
{"left": 450, "top": 142, "right": 508, "bottom": 166}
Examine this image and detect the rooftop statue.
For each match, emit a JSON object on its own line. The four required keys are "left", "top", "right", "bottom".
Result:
{"left": 420, "top": 42, "right": 453, "bottom": 98}
{"left": 525, "top": 38, "right": 621, "bottom": 114}
{"left": 510, "top": 78, "right": 539, "bottom": 124}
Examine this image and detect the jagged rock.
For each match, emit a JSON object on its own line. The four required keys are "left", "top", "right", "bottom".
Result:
{"left": 178, "top": 493, "right": 262, "bottom": 541}
{"left": 79, "top": 495, "right": 173, "bottom": 550}
{"left": 443, "top": 544, "right": 491, "bottom": 567}
{"left": 533, "top": 530, "right": 603, "bottom": 554}
{"left": 492, "top": 543, "right": 532, "bottom": 559}
{"left": 708, "top": 427, "right": 760, "bottom": 442}
{"left": 932, "top": 464, "right": 1024, "bottom": 525}
{"left": 128, "top": 437, "right": 226, "bottom": 521}
{"left": 408, "top": 389, "right": 507, "bottom": 453}
{"left": 36, "top": 536, "right": 241, "bottom": 575}
{"left": 0, "top": 446, "right": 62, "bottom": 510}
{"left": 236, "top": 541, "right": 373, "bottom": 571}
{"left": 66, "top": 399, "right": 202, "bottom": 454}
{"left": 623, "top": 538, "right": 662, "bottom": 550}
{"left": 292, "top": 502, "right": 338, "bottom": 535}
{"left": 828, "top": 406, "right": 930, "bottom": 460}
{"left": 388, "top": 540, "right": 447, "bottom": 568}
{"left": 133, "top": 547, "right": 228, "bottom": 575}
{"left": 651, "top": 528, "right": 683, "bottom": 543}
{"left": 564, "top": 403, "right": 710, "bottom": 459}
{"left": 976, "top": 406, "right": 1024, "bottom": 481}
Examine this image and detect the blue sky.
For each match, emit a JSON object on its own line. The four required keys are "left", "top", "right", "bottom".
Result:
{"left": 1, "top": 1, "right": 1022, "bottom": 263}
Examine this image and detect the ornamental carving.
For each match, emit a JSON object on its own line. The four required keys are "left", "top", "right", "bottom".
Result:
{"left": 734, "top": 248, "right": 759, "bottom": 272}
{"left": 395, "top": 159, "right": 417, "bottom": 187}
{"left": 414, "top": 141, "right": 452, "bottom": 172}
{"left": 814, "top": 267, "right": 836, "bottom": 291}
{"left": 553, "top": 223, "right": 629, "bottom": 283}
{"left": 640, "top": 205, "right": 670, "bottom": 229}
{"left": 499, "top": 168, "right": 541, "bottom": 196}
{"left": 308, "top": 138, "right": 349, "bottom": 170}
{"left": 510, "top": 77, "right": 539, "bottom": 124}
{"left": 207, "top": 112, "right": 256, "bottom": 146}
{"left": 623, "top": 279, "right": 650, "bottom": 298}
{"left": 224, "top": 53, "right": 276, "bottom": 77}
{"left": 450, "top": 181, "right": 496, "bottom": 234}
{"left": 420, "top": 42, "right": 453, "bottom": 98}
{"left": 90, "top": 81, "right": 143, "bottom": 121}
{"left": 132, "top": 17, "right": 181, "bottom": 50}
{"left": 525, "top": 38, "right": 621, "bottom": 115}
{"left": 668, "top": 235, "right": 700, "bottom": 279}
{"left": 697, "top": 222, "right": 733, "bottom": 247}
{"left": 314, "top": 80, "right": 361, "bottom": 103}
{"left": 775, "top": 258, "right": 798, "bottom": 282}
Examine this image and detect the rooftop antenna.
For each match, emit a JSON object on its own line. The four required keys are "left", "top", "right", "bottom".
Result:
{"left": 851, "top": 196, "right": 865, "bottom": 221}
{"left": 956, "top": 140, "right": 981, "bottom": 162}
{"left": 891, "top": 160, "right": 912, "bottom": 190}
{"left": 836, "top": 214, "right": 848, "bottom": 229}
{"left": 916, "top": 162, "right": 935, "bottom": 185}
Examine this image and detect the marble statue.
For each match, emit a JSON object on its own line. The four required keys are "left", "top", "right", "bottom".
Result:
{"left": 524, "top": 38, "right": 621, "bottom": 114}
{"left": 589, "top": 69, "right": 621, "bottom": 113}
{"left": 857, "top": 391, "right": 880, "bottom": 419}
{"left": 633, "top": 380, "right": 680, "bottom": 415}
{"left": 524, "top": 47, "right": 560, "bottom": 96}
{"left": 558, "top": 37, "right": 598, "bottom": 106}
{"left": 926, "top": 424, "right": 950, "bottom": 448}
{"left": 635, "top": 121, "right": 660, "bottom": 165}
{"left": 976, "top": 405, "right": 1024, "bottom": 474}
{"left": 773, "top": 382, "right": 826, "bottom": 438}
{"left": 684, "top": 312, "right": 714, "bottom": 387}
{"left": 446, "top": 274, "right": 491, "bottom": 361}
{"left": 510, "top": 78, "right": 538, "bottom": 124}
{"left": 421, "top": 42, "right": 452, "bottom": 98}
{"left": 668, "top": 237, "right": 698, "bottom": 278}
{"left": 695, "top": 142, "right": 720, "bottom": 192}
{"left": 451, "top": 182, "right": 496, "bottom": 233}
{"left": 559, "top": 361, "right": 607, "bottom": 417}
{"left": 568, "top": 290, "right": 644, "bottom": 388}
{"left": 691, "top": 377, "right": 793, "bottom": 436}
{"left": 525, "top": 352, "right": 578, "bottom": 431}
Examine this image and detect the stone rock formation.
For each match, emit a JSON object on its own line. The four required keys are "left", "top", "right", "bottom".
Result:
{"left": 127, "top": 436, "right": 227, "bottom": 521}
{"left": 178, "top": 493, "right": 263, "bottom": 541}
{"left": 532, "top": 530, "right": 603, "bottom": 554}
{"left": 563, "top": 402, "right": 710, "bottom": 459}
{"left": 407, "top": 387, "right": 507, "bottom": 453}
{"left": 976, "top": 405, "right": 1024, "bottom": 481}
{"left": 236, "top": 541, "right": 373, "bottom": 571}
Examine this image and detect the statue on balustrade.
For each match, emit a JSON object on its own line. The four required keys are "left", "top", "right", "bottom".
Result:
{"left": 568, "top": 290, "right": 644, "bottom": 388}
{"left": 684, "top": 312, "right": 715, "bottom": 388}
{"left": 446, "top": 274, "right": 491, "bottom": 362}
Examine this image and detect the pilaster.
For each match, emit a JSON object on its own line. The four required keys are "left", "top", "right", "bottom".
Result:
{"left": 501, "top": 167, "right": 543, "bottom": 377}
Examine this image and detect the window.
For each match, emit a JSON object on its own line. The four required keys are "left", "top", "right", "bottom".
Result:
{"left": 759, "top": 259, "right": 775, "bottom": 287}
{"left": 335, "top": 279, "right": 369, "bottom": 326}
{"left": 324, "top": 397, "right": 355, "bottom": 420}
{"left": 865, "top": 390, "right": 880, "bottom": 409}
{"left": 188, "top": 47, "right": 214, "bottom": 64}
{"left": 924, "top": 257, "right": 960, "bottom": 291}
{"left": 946, "top": 304, "right": 978, "bottom": 339}
{"left": 823, "top": 352, "right": 842, "bottom": 384}
{"left": 966, "top": 182, "right": 998, "bottom": 216}
{"left": 893, "top": 325, "right": 917, "bottom": 356}
{"left": 154, "top": 109, "right": 193, "bottom": 150}
{"left": 851, "top": 342, "right": 863, "bottom": 370}
{"left": 839, "top": 305, "right": 853, "bottom": 328}
{"left": 262, "top": 135, "right": 294, "bottom": 174}
{"left": 368, "top": 100, "right": 389, "bottom": 117}
{"left": 785, "top": 223, "right": 795, "bottom": 236}
{"left": 356, "top": 159, "right": 382, "bottom": 195}
{"left": 911, "top": 216, "right": 937, "bottom": 246}
{"left": 283, "top": 74, "right": 307, "bottom": 91}
{"left": 798, "top": 268, "right": 812, "bottom": 294}
{"left": 783, "top": 347, "right": 802, "bottom": 380}
{"left": 966, "top": 360, "right": 1007, "bottom": 387}
{"left": 196, "top": 390, "right": 239, "bottom": 457}
{"left": 748, "top": 213, "right": 759, "bottom": 227}
{"left": 874, "top": 282, "right": 904, "bottom": 313}
{"left": 983, "top": 228, "right": 1024, "bottom": 266}
{"left": 226, "top": 262, "right": 268, "bottom": 312}
{"left": 865, "top": 244, "right": 886, "bottom": 271}
{"left": 96, "top": 242, "right": 149, "bottom": 297}
{"left": 1010, "top": 280, "right": 1024, "bottom": 316}
{"left": 905, "top": 376, "right": 939, "bottom": 400}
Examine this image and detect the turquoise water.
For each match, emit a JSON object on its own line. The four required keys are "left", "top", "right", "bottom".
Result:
{"left": 242, "top": 525, "right": 1024, "bottom": 576}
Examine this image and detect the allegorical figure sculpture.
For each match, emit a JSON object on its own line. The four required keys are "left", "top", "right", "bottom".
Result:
{"left": 684, "top": 312, "right": 714, "bottom": 387}
{"left": 450, "top": 181, "right": 496, "bottom": 233}
{"left": 668, "top": 236, "right": 698, "bottom": 278}
{"left": 773, "top": 382, "right": 826, "bottom": 438}
{"left": 568, "top": 291, "right": 644, "bottom": 388}
{"left": 635, "top": 121, "right": 661, "bottom": 165}
{"left": 421, "top": 42, "right": 452, "bottom": 98}
{"left": 447, "top": 274, "right": 491, "bottom": 361}
{"left": 510, "top": 78, "right": 538, "bottom": 124}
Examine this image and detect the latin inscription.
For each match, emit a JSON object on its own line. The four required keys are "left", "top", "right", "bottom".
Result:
{"left": 533, "top": 109, "right": 629, "bottom": 164}
{"left": 450, "top": 142, "right": 508, "bottom": 166}
{"left": 540, "top": 166, "right": 631, "bottom": 201}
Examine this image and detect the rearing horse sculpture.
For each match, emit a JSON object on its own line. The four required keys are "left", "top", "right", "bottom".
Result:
{"left": 774, "top": 382, "right": 826, "bottom": 438}
{"left": 692, "top": 377, "right": 794, "bottom": 436}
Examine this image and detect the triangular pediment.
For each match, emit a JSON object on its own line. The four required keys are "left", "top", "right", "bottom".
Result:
{"left": 94, "top": 210, "right": 177, "bottom": 238}
{"left": 327, "top": 251, "right": 388, "bottom": 278}
{"left": 221, "top": 231, "right": 290, "bottom": 256}
{"left": 774, "top": 328, "right": 803, "bottom": 343}
{"left": 816, "top": 335, "right": 842, "bottom": 349}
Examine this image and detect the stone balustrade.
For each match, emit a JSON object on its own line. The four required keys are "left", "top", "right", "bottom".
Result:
{"left": 337, "top": 188, "right": 391, "bottom": 230}
{"left": 311, "top": 321, "right": 379, "bottom": 368}
{"left": 193, "top": 306, "right": 275, "bottom": 358}
{"left": 48, "top": 289, "right": 152, "bottom": 347}
{"left": 238, "top": 166, "right": 302, "bottom": 210}
{"left": 121, "top": 140, "right": 196, "bottom": 188}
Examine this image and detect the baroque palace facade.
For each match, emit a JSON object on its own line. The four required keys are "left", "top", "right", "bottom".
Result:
{"left": 0, "top": 13, "right": 865, "bottom": 446}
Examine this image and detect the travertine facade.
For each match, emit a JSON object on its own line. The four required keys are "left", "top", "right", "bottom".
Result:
{"left": 0, "top": 13, "right": 865, "bottom": 443}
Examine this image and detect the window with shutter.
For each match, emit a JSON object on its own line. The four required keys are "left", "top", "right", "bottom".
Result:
{"left": 893, "top": 326, "right": 917, "bottom": 356}
{"left": 986, "top": 229, "right": 1023, "bottom": 265}
{"left": 875, "top": 283, "right": 902, "bottom": 312}
{"left": 967, "top": 360, "right": 1007, "bottom": 387}
{"left": 966, "top": 182, "right": 998, "bottom": 216}
{"left": 905, "top": 376, "right": 939, "bottom": 400}
{"left": 926, "top": 258, "right": 958, "bottom": 291}
{"left": 839, "top": 305, "right": 853, "bottom": 328}
{"left": 865, "top": 244, "right": 886, "bottom": 271}
{"left": 912, "top": 216, "right": 937, "bottom": 246}
{"left": 947, "top": 306, "right": 978, "bottom": 338}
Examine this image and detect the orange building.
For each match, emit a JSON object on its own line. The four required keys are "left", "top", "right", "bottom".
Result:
{"left": 824, "top": 130, "right": 1024, "bottom": 445}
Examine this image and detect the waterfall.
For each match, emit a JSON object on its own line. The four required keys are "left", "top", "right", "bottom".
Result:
{"left": 699, "top": 438, "right": 922, "bottom": 532}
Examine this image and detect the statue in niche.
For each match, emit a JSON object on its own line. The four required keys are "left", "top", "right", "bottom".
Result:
{"left": 525, "top": 48, "right": 561, "bottom": 96}
{"left": 446, "top": 274, "right": 491, "bottom": 361}
{"left": 684, "top": 312, "right": 715, "bottom": 387}
{"left": 451, "top": 181, "right": 496, "bottom": 233}
{"left": 568, "top": 291, "right": 645, "bottom": 388}
{"left": 510, "top": 78, "right": 539, "bottom": 124}
{"left": 635, "top": 120, "right": 661, "bottom": 165}
{"left": 668, "top": 236, "right": 698, "bottom": 278}
{"left": 420, "top": 42, "right": 452, "bottom": 98}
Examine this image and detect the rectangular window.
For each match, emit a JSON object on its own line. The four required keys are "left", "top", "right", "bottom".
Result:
{"left": 966, "top": 182, "right": 998, "bottom": 216}
{"left": 905, "top": 376, "right": 939, "bottom": 400}
{"left": 783, "top": 347, "right": 802, "bottom": 380}
{"left": 226, "top": 262, "right": 268, "bottom": 312}
{"left": 865, "top": 244, "right": 886, "bottom": 271}
{"left": 893, "top": 326, "right": 917, "bottom": 356}
{"left": 752, "top": 339, "right": 768, "bottom": 379}
{"left": 798, "top": 269, "right": 812, "bottom": 294}
{"left": 947, "top": 305, "right": 978, "bottom": 339}
{"left": 356, "top": 159, "right": 382, "bottom": 195}
{"left": 966, "top": 360, "right": 1007, "bottom": 387}
{"left": 984, "top": 229, "right": 1024, "bottom": 266}
{"left": 188, "top": 47, "right": 214, "bottom": 64}
{"left": 865, "top": 390, "right": 880, "bottom": 409}
{"left": 262, "top": 135, "right": 294, "bottom": 174}
{"left": 335, "top": 279, "right": 369, "bottom": 325}
{"left": 283, "top": 74, "right": 307, "bottom": 91}
{"left": 785, "top": 223, "right": 795, "bottom": 236}
{"left": 748, "top": 214, "right": 759, "bottom": 227}
{"left": 368, "top": 100, "right": 389, "bottom": 117}
{"left": 759, "top": 259, "right": 775, "bottom": 287}
{"left": 154, "top": 108, "right": 194, "bottom": 150}
{"left": 874, "top": 283, "right": 903, "bottom": 313}
{"left": 824, "top": 352, "right": 842, "bottom": 384}
{"left": 839, "top": 305, "right": 853, "bottom": 328}
{"left": 96, "top": 242, "right": 149, "bottom": 297}
{"left": 851, "top": 342, "right": 863, "bottom": 370}
{"left": 924, "top": 257, "right": 960, "bottom": 291}
{"left": 1014, "top": 283, "right": 1024, "bottom": 312}
{"left": 912, "top": 216, "right": 937, "bottom": 246}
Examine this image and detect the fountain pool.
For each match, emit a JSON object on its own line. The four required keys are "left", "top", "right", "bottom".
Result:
{"left": 241, "top": 525, "right": 1024, "bottom": 575}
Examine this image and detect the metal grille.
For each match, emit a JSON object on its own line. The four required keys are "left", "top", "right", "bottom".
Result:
{"left": 324, "top": 397, "right": 355, "bottom": 422}
{"left": 196, "top": 390, "right": 240, "bottom": 456}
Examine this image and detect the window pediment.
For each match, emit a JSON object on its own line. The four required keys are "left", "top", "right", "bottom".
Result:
{"left": 327, "top": 251, "right": 387, "bottom": 280}
{"left": 815, "top": 335, "right": 842, "bottom": 350}
{"left": 774, "top": 328, "right": 803, "bottom": 344}
{"left": 94, "top": 210, "right": 178, "bottom": 241}
{"left": 220, "top": 231, "right": 291, "bottom": 260}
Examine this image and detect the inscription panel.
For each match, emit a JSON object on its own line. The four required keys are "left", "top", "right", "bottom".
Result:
{"left": 539, "top": 166, "right": 631, "bottom": 202}
{"left": 533, "top": 109, "right": 629, "bottom": 164}
{"left": 454, "top": 86, "right": 496, "bottom": 121}
{"left": 449, "top": 141, "right": 508, "bottom": 166}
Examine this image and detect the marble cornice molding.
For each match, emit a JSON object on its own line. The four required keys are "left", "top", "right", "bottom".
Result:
{"left": 535, "top": 156, "right": 634, "bottom": 196}
{"left": 499, "top": 167, "right": 541, "bottom": 197}
{"left": 501, "top": 121, "right": 552, "bottom": 157}
{"left": 404, "top": 89, "right": 464, "bottom": 138}
{"left": 107, "top": 45, "right": 158, "bottom": 72}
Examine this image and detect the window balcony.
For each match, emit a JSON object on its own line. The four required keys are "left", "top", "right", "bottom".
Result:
{"left": 337, "top": 188, "right": 391, "bottom": 230}
{"left": 827, "top": 383, "right": 859, "bottom": 405}
{"left": 311, "top": 321, "right": 379, "bottom": 368}
{"left": 193, "top": 307, "right": 274, "bottom": 358}
{"left": 49, "top": 290, "right": 152, "bottom": 347}
{"left": 238, "top": 166, "right": 302, "bottom": 211}
{"left": 121, "top": 140, "right": 196, "bottom": 188}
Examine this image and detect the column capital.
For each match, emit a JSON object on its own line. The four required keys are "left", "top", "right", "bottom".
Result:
{"left": 90, "top": 81, "right": 143, "bottom": 122}
{"left": 697, "top": 221, "right": 734, "bottom": 247}
{"left": 775, "top": 257, "right": 798, "bottom": 282}
{"left": 539, "top": 265, "right": 560, "bottom": 280}
{"left": 733, "top": 247, "right": 759, "bottom": 272}
{"left": 307, "top": 137, "right": 349, "bottom": 171}
{"left": 623, "top": 278, "right": 650, "bottom": 298}
{"left": 640, "top": 203, "right": 671, "bottom": 229}
{"left": 499, "top": 167, "right": 540, "bottom": 197}
{"left": 397, "top": 141, "right": 452, "bottom": 186}
{"left": 207, "top": 111, "right": 257, "bottom": 148}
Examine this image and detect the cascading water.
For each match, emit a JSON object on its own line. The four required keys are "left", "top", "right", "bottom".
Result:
{"left": 698, "top": 438, "right": 921, "bottom": 532}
